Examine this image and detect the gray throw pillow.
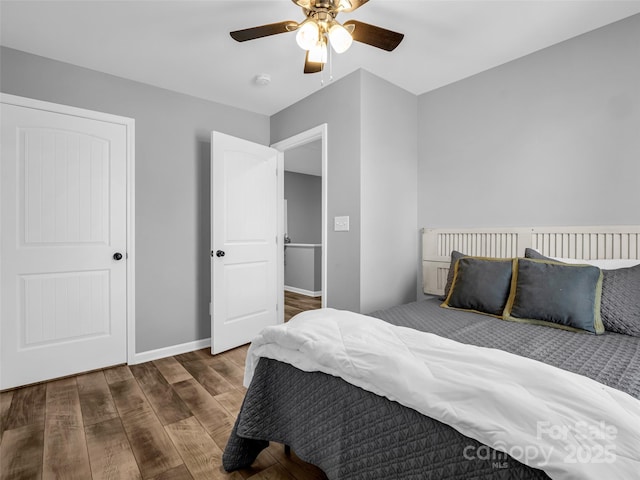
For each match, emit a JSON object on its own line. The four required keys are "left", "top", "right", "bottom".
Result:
{"left": 524, "top": 248, "right": 550, "bottom": 262}
{"left": 598, "top": 265, "right": 640, "bottom": 337}
{"left": 442, "top": 257, "right": 514, "bottom": 317}
{"left": 504, "top": 258, "right": 604, "bottom": 334}
{"left": 441, "top": 250, "right": 466, "bottom": 300}
{"left": 525, "top": 248, "right": 640, "bottom": 337}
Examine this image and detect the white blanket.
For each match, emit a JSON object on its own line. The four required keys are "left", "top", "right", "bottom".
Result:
{"left": 245, "top": 308, "right": 640, "bottom": 480}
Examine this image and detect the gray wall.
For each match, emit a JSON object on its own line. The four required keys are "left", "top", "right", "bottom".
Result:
{"left": 279, "top": 16, "right": 640, "bottom": 308}
{"left": 0, "top": 47, "right": 270, "bottom": 353}
{"left": 418, "top": 14, "right": 640, "bottom": 231}
{"left": 284, "top": 171, "right": 321, "bottom": 244}
{"left": 284, "top": 245, "right": 321, "bottom": 293}
{"left": 360, "top": 71, "right": 418, "bottom": 313}
{"left": 272, "top": 70, "right": 420, "bottom": 313}
{"left": 5, "top": 12, "right": 634, "bottom": 348}
{"left": 271, "top": 71, "right": 362, "bottom": 312}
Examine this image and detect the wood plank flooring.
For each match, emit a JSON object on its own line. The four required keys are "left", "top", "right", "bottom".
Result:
{"left": 1, "top": 293, "right": 327, "bottom": 480}
{"left": 284, "top": 291, "right": 321, "bottom": 322}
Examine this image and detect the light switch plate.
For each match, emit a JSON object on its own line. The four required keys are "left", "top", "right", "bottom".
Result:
{"left": 334, "top": 216, "right": 350, "bottom": 232}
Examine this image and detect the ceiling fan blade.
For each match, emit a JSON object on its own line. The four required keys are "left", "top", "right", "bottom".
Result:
{"left": 343, "top": 20, "right": 404, "bottom": 51}
{"left": 304, "top": 51, "right": 324, "bottom": 74}
{"left": 337, "top": 0, "right": 370, "bottom": 13}
{"left": 230, "top": 21, "right": 298, "bottom": 42}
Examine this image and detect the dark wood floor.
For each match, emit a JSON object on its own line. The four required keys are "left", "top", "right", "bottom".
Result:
{"left": 284, "top": 291, "right": 322, "bottom": 322}
{"left": 1, "top": 293, "right": 326, "bottom": 480}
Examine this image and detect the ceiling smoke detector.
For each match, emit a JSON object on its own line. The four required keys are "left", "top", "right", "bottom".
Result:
{"left": 255, "top": 73, "right": 271, "bottom": 86}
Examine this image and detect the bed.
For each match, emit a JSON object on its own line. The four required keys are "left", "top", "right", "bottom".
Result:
{"left": 223, "top": 226, "right": 640, "bottom": 479}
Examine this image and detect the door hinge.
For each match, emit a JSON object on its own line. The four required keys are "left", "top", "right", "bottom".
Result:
{"left": 209, "top": 303, "right": 212, "bottom": 316}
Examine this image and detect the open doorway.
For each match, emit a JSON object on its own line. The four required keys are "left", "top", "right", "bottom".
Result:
{"left": 272, "top": 124, "right": 328, "bottom": 318}
{"left": 283, "top": 140, "right": 322, "bottom": 319}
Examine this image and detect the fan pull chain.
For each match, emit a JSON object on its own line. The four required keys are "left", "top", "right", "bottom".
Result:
{"left": 319, "top": 38, "right": 334, "bottom": 87}
{"left": 329, "top": 42, "right": 334, "bottom": 83}
{"left": 320, "top": 35, "right": 328, "bottom": 87}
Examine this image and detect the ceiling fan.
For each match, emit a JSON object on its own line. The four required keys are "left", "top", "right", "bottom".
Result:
{"left": 230, "top": 0, "right": 404, "bottom": 74}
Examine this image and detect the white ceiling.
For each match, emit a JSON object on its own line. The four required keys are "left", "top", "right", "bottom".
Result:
{"left": 2, "top": 1, "right": 639, "bottom": 116}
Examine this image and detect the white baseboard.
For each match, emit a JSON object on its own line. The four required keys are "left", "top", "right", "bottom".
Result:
{"left": 130, "top": 337, "right": 211, "bottom": 365}
{"left": 284, "top": 286, "right": 322, "bottom": 297}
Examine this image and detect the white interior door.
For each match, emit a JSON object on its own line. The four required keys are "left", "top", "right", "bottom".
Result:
{"left": 1, "top": 98, "right": 130, "bottom": 389}
{"left": 211, "top": 132, "right": 281, "bottom": 354}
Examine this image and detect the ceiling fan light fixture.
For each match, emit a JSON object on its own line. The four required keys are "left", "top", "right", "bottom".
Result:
{"left": 308, "top": 40, "right": 328, "bottom": 64}
{"left": 328, "top": 22, "right": 353, "bottom": 53}
{"left": 296, "top": 21, "right": 320, "bottom": 50}
{"left": 229, "top": 0, "right": 404, "bottom": 75}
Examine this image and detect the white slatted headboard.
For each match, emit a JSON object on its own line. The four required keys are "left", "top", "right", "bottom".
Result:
{"left": 422, "top": 226, "right": 640, "bottom": 295}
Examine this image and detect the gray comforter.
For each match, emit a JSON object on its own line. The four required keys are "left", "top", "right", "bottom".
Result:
{"left": 223, "top": 298, "right": 640, "bottom": 479}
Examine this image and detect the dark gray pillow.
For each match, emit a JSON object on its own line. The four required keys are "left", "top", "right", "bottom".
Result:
{"left": 524, "top": 248, "right": 550, "bottom": 261}
{"left": 599, "top": 265, "right": 640, "bottom": 337}
{"left": 504, "top": 258, "right": 604, "bottom": 334}
{"left": 441, "top": 250, "right": 466, "bottom": 300}
{"left": 525, "top": 248, "right": 640, "bottom": 337}
{"left": 441, "top": 257, "right": 514, "bottom": 317}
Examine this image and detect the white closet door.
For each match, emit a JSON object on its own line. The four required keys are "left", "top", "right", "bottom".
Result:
{"left": 1, "top": 100, "right": 129, "bottom": 389}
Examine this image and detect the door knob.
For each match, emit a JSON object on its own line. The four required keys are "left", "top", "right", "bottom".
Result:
{"left": 215, "top": 250, "right": 225, "bottom": 258}
{"left": 113, "top": 252, "right": 123, "bottom": 261}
